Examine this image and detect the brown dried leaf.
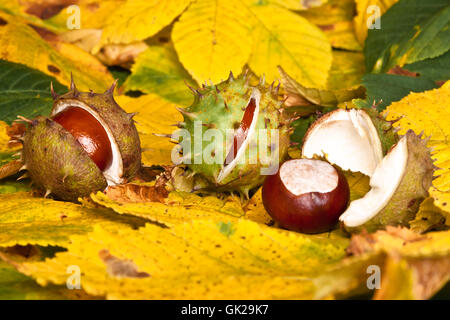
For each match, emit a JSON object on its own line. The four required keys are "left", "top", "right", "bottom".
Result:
{"left": 346, "top": 226, "right": 427, "bottom": 256}
{"left": 104, "top": 184, "right": 168, "bottom": 204}
{"left": 98, "top": 249, "right": 150, "bottom": 279}
{"left": 0, "top": 160, "right": 23, "bottom": 180}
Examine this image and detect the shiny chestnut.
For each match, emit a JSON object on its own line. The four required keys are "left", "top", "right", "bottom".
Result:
{"left": 52, "top": 107, "right": 113, "bottom": 171}
{"left": 262, "top": 159, "right": 349, "bottom": 234}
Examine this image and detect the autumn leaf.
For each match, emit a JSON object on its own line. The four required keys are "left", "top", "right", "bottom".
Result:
{"left": 347, "top": 226, "right": 450, "bottom": 299}
{"left": 409, "top": 198, "right": 449, "bottom": 234}
{"left": 365, "top": 0, "right": 450, "bottom": 73}
{"left": 299, "top": 0, "right": 362, "bottom": 51}
{"left": 263, "top": 0, "right": 327, "bottom": 11}
{"left": 0, "top": 0, "right": 66, "bottom": 33}
{"left": 353, "top": 73, "right": 438, "bottom": 111}
{"left": 0, "top": 192, "right": 145, "bottom": 247}
{"left": 353, "top": 0, "right": 399, "bottom": 45}
{"left": 172, "top": 0, "right": 252, "bottom": 84}
{"left": 374, "top": 254, "right": 450, "bottom": 300}
{"left": 45, "top": 0, "right": 126, "bottom": 30}
{"left": 0, "top": 60, "right": 67, "bottom": 124}
{"left": 403, "top": 50, "right": 450, "bottom": 83}
{"left": 103, "top": 183, "right": 168, "bottom": 204}
{"left": 115, "top": 94, "right": 183, "bottom": 166}
{"left": 89, "top": 190, "right": 244, "bottom": 226}
{"left": 280, "top": 50, "right": 365, "bottom": 106}
{"left": 383, "top": 83, "right": 450, "bottom": 216}
{"left": 0, "top": 11, "right": 114, "bottom": 91}
{"left": 245, "top": 3, "right": 332, "bottom": 88}
{"left": 0, "top": 259, "right": 95, "bottom": 300}
{"left": 95, "top": 0, "right": 192, "bottom": 51}
{"left": 124, "top": 45, "right": 196, "bottom": 107}
{"left": 244, "top": 188, "right": 274, "bottom": 226}
{"left": 17, "top": 219, "right": 351, "bottom": 299}
{"left": 0, "top": 0, "right": 448, "bottom": 301}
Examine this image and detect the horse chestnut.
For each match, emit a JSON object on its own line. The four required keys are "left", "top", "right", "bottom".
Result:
{"left": 19, "top": 78, "right": 141, "bottom": 201}
{"left": 53, "top": 107, "right": 113, "bottom": 171}
{"left": 262, "top": 159, "right": 349, "bottom": 233}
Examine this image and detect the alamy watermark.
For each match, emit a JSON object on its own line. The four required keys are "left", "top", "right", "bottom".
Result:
{"left": 366, "top": 265, "right": 381, "bottom": 290}
{"left": 66, "top": 265, "right": 81, "bottom": 289}
{"left": 66, "top": 5, "right": 81, "bottom": 30}
{"left": 367, "top": 5, "right": 381, "bottom": 30}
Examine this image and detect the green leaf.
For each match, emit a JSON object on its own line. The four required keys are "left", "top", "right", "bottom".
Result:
{"left": 404, "top": 50, "right": 450, "bottom": 81}
{"left": 108, "top": 66, "right": 130, "bottom": 88}
{"left": 125, "top": 46, "right": 196, "bottom": 107}
{"left": 0, "top": 179, "right": 30, "bottom": 194}
{"left": 0, "top": 60, "right": 67, "bottom": 124}
{"left": 353, "top": 74, "right": 437, "bottom": 111}
{"left": 290, "top": 114, "right": 317, "bottom": 145}
{"left": 365, "top": 0, "right": 450, "bottom": 73}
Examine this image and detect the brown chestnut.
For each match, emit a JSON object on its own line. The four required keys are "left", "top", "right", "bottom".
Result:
{"left": 52, "top": 107, "right": 113, "bottom": 171}
{"left": 262, "top": 159, "right": 349, "bottom": 234}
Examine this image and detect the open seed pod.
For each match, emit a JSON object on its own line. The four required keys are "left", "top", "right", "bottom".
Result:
{"left": 302, "top": 108, "right": 398, "bottom": 177}
{"left": 20, "top": 78, "right": 141, "bottom": 201}
{"left": 339, "top": 130, "right": 435, "bottom": 233}
{"left": 174, "top": 72, "right": 292, "bottom": 197}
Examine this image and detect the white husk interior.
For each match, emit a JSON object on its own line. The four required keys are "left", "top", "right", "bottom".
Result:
{"left": 52, "top": 100, "right": 124, "bottom": 185}
{"left": 280, "top": 159, "right": 338, "bottom": 196}
{"left": 302, "top": 109, "right": 383, "bottom": 177}
{"left": 217, "top": 88, "right": 261, "bottom": 183}
{"left": 339, "top": 136, "right": 408, "bottom": 227}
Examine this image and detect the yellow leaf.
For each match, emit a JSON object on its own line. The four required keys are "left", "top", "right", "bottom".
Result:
{"left": 18, "top": 219, "right": 349, "bottom": 299}
{"left": 348, "top": 227, "right": 450, "bottom": 299}
{"left": 0, "top": 0, "right": 64, "bottom": 32}
{"left": 261, "top": 0, "right": 327, "bottom": 11}
{"left": 115, "top": 94, "right": 183, "bottom": 166}
{"left": 299, "top": 0, "right": 362, "bottom": 51}
{"left": 0, "top": 12, "right": 113, "bottom": 91}
{"left": 353, "top": 0, "right": 399, "bottom": 45}
{"left": 90, "top": 190, "right": 244, "bottom": 226}
{"left": 172, "top": 0, "right": 252, "bottom": 84}
{"left": 344, "top": 170, "right": 371, "bottom": 202}
{"left": 45, "top": 0, "right": 126, "bottom": 30}
{"left": 0, "top": 192, "right": 145, "bottom": 247}
{"left": 95, "top": 0, "right": 192, "bottom": 51}
{"left": 374, "top": 254, "right": 450, "bottom": 300}
{"left": 410, "top": 197, "right": 449, "bottom": 233}
{"left": 125, "top": 45, "right": 196, "bottom": 107}
{"left": 244, "top": 188, "right": 273, "bottom": 225}
{"left": 0, "top": 260, "right": 96, "bottom": 300}
{"left": 246, "top": 5, "right": 332, "bottom": 88}
{"left": 280, "top": 50, "right": 365, "bottom": 106}
{"left": 0, "top": 121, "right": 13, "bottom": 154}
{"left": 383, "top": 83, "right": 450, "bottom": 215}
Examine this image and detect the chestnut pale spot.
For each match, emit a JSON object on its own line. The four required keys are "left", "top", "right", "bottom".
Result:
{"left": 280, "top": 159, "right": 338, "bottom": 196}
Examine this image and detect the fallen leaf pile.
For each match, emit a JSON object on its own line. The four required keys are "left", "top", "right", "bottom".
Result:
{"left": 0, "top": 0, "right": 448, "bottom": 300}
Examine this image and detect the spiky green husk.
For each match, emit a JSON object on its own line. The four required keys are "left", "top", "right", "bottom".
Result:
{"left": 343, "top": 130, "right": 435, "bottom": 233}
{"left": 51, "top": 83, "right": 141, "bottom": 179}
{"left": 364, "top": 107, "right": 399, "bottom": 155}
{"left": 22, "top": 117, "right": 107, "bottom": 201}
{"left": 178, "top": 74, "right": 291, "bottom": 197}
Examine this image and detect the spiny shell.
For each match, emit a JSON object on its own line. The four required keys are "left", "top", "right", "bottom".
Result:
{"left": 177, "top": 73, "right": 291, "bottom": 197}
{"left": 51, "top": 81, "right": 141, "bottom": 182}
{"left": 21, "top": 79, "right": 142, "bottom": 201}
{"left": 341, "top": 130, "right": 435, "bottom": 233}
{"left": 22, "top": 116, "right": 107, "bottom": 201}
